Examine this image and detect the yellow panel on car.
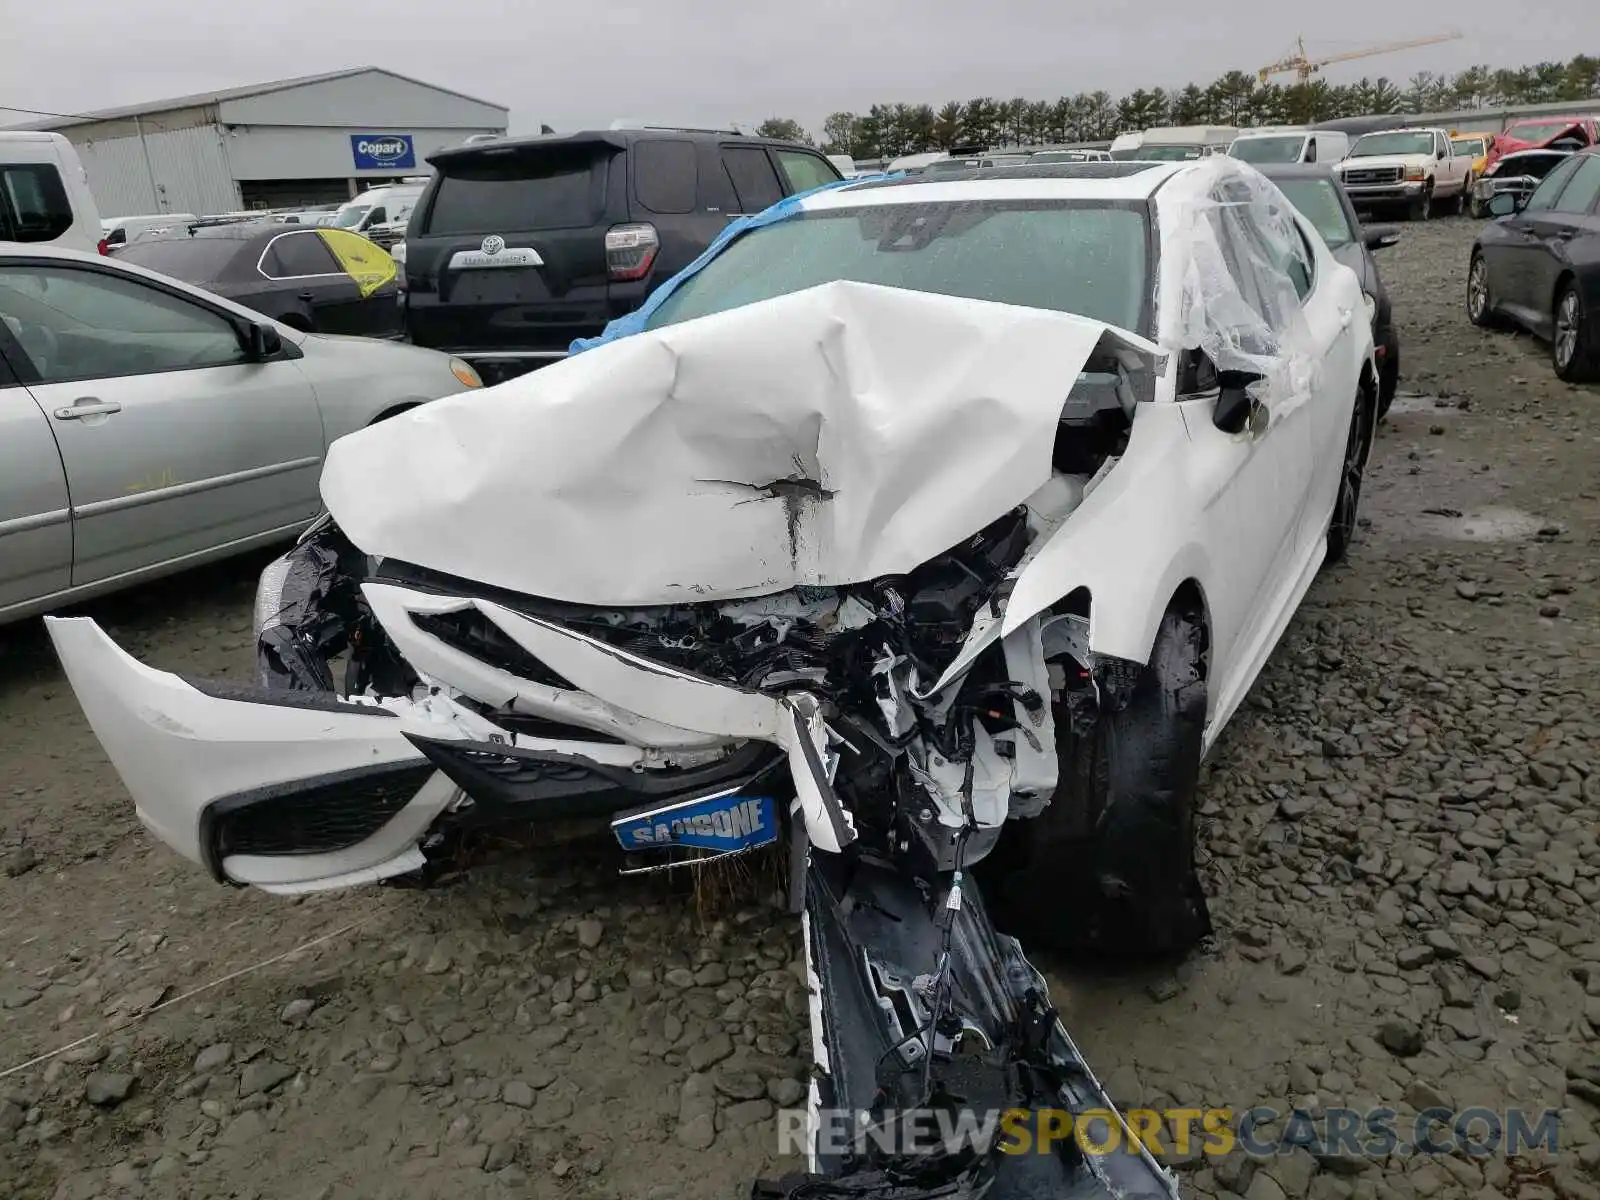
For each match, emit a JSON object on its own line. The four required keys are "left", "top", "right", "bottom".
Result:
{"left": 315, "top": 229, "right": 397, "bottom": 298}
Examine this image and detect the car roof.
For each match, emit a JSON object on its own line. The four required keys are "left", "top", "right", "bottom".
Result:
{"left": 428, "top": 128, "right": 818, "bottom": 167}
{"left": 818, "top": 161, "right": 1187, "bottom": 207}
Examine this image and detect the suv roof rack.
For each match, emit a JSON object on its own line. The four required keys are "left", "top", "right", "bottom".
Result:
{"left": 606, "top": 118, "right": 751, "bottom": 136}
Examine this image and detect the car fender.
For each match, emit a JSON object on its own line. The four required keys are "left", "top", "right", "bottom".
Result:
{"left": 1003, "top": 400, "right": 1214, "bottom": 667}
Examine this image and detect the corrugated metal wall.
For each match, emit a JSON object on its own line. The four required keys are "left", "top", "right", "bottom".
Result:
{"left": 73, "top": 124, "right": 239, "bottom": 218}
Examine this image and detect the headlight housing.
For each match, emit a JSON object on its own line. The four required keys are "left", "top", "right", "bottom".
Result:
{"left": 449, "top": 357, "right": 483, "bottom": 389}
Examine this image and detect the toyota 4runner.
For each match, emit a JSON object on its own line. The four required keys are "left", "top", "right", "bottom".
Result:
{"left": 399, "top": 126, "right": 842, "bottom": 383}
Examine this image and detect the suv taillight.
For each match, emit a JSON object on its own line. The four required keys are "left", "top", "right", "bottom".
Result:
{"left": 605, "top": 222, "right": 658, "bottom": 282}
{"left": 97, "top": 238, "right": 110, "bottom": 255}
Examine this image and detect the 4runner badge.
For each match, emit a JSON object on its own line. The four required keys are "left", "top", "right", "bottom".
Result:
{"left": 480, "top": 235, "right": 505, "bottom": 256}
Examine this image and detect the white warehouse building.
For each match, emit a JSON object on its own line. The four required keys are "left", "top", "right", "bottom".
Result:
{"left": 13, "top": 68, "right": 508, "bottom": 218}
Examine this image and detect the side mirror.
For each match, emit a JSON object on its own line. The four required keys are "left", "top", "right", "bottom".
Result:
{"left": 1363, "top": 224, "right": 1401, "bottom": 250}
{"left": 1487, "top": 192, "right": 1520, "bottom": 217}
{"left": 1212, "top": 370, "right": 1267, "bottom": 436}
{"left": 247, "top": 323, "right": 283, "bottom": 360}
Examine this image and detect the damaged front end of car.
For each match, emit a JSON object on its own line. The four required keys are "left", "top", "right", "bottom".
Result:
{"left": 47, "top": 280, "right": 1205, "bottom": 1199}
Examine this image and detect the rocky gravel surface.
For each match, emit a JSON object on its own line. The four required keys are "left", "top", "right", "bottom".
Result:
{"left": 3, "top": 213, "right": 1598, "bottom": 1200}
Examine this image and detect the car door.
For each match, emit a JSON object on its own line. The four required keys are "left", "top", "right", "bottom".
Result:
{"left": 0, "top": 257, "right": 324, "bottom": 587}
{"left": 314, "top": 229, "right": 402, "bottom": 338}
{"left": 1489, "top": 154, "right": 1586, "bottom": 323}
{"left": 1521, "top": 153, "right": 1600, "bottom": 335}
{"left": 0, "top": 321, "right": 71, "bottom": 614}
{"left": 258, "top": 229, "right": 369, "bottom": 335}
{"left": 1175, "top": 186, "right": 1319, "bottom": 691}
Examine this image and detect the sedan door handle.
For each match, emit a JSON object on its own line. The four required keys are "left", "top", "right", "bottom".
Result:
{"left": 53, "top": 399, "right": 122, "bottom": 420}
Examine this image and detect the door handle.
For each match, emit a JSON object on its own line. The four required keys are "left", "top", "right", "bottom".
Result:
{"left": 53, "top": 398, "right": 122, "bottom": 420}
{"left": 297, "top": 291, "right": 316, "bottom": 301}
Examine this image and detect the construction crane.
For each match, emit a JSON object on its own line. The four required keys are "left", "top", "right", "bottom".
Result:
{"left": 1258, "top": 32, "right": 1463, "bottom": 85}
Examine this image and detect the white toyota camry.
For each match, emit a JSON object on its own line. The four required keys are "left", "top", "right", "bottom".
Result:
{"left": 45, "top": 156, "right": 1375, "bottom": 1199}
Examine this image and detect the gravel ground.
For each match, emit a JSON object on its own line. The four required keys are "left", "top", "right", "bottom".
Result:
{"left": 3, "top": 213, "right": 1598, "bottom": 1200}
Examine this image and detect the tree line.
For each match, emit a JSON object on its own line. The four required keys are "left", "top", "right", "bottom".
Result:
{"left": 753, "top": 53, "right": 1600, "bottom": 159}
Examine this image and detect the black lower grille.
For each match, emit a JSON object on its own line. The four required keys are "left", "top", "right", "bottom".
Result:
{"left": 407, "top": 735, "right": 781, "bottom": 822}
{"left": 207, "top": 763, "right": 437, "bottom": 862}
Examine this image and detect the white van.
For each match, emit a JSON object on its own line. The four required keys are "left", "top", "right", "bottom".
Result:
{"left": 100, "top": 212, "right": 197, "bottom": 253}
{"left": 1228, "top": 129, "right": 1350, "bottom": 166}
{"left": 327, "top": 183, "right": 426, "bottom": 237}
{"left": 0, "top": 132, "right": 102, "bottom": 254}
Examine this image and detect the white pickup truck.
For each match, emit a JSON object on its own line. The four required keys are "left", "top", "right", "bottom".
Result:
{"left": 1335, "top": 126, "right": 1474, "bottom": 220}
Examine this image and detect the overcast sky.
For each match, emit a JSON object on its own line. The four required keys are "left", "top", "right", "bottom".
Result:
{"left": 3, "top": 0, "right": 1596, "bottom": 136}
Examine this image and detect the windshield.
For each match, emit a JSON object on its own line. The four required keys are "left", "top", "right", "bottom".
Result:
{"left": 331, "top": 203, "right": 372, "bottom": 229}
{"left": 1271, "top": 179, "right": 1353, "bottom": 247}
{"left": 1350, "top": 132, "right": 1436, "bottom": 157}
{"left": 115, "top": 237, "right": 244, "bottom": 282}
{"left": 642, "top": 201, "right": 1149, "bottom": 335}
{"left": 1451, "top": 137, "right": 1487, "bottom": 156}
{"left": 1506, "top": 121, "right": 1583, "bottom": 144}
{"left": 1230, "top": 136, "right": 1307, "bottom": 164}
{"left": 1137, "top": 144, "right": 1205, "bottom": 161}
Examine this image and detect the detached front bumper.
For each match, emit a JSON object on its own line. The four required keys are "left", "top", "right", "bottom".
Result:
{"left": 44, "top": 574, "right": 854, "bottom": 891}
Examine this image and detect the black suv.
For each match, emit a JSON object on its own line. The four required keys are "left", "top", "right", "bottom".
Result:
{"left": 400, "top": 127, "right": 843, "bottom": 381}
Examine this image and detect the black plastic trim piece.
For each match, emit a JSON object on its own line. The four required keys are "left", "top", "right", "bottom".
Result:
{"left": 404, "top": 734, "right": 782, "bottom": 824}
{"left": 197, "top": 759, "right": 433, "bottom": 882}
{"left": 184, "top": 676, "right": 398, "bottom": 717}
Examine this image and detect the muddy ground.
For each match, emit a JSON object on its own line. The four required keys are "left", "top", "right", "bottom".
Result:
{"left": 3, "top": 214, "right": 1599, "bottom": 1200}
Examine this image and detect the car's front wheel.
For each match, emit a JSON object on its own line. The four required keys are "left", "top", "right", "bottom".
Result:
{"left": 1325, "top": 382, "right": 1373, "bottom": 565}
{"left": 1410, "top": 186, "right": 1433, "bottom": 221}
{"left": 980, "top": 603, "right": 1211, "bottom": 958}
{"left": 1466, "top": 252, "right": 1502, "bottom": 328}
{"left": 1553, "top": 280, "right": 1600, "bottom": 383}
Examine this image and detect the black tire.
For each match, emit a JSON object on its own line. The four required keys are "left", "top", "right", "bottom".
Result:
{"left": 1410, "top": 187, "right": 1432, "bottom": 221}
{"left": 980, "top": 605, "right": 1211, "bottom": 958}
{"left": 1469, "top": 196, "right": 1486, "bottom": 219}
{"left": 1325, "top": 382, "right": 1373, "bottom": 565}
{"left": 1552, "top": 279, "right": 1600, "bottom": 383}
{"left": 1466, "top": 252, "right": 1503, "bottom": 329}
{"left": 1378, "top": 330, "right": 1399, "bottom": 421}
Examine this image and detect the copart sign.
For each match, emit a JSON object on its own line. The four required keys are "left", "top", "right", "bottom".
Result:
{"left": 351, "top": 134, "right": 415, "bottom": 170}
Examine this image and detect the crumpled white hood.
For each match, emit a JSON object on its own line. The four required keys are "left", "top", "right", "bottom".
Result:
{"left": 321, "top": 280, "right": 1140, "bottom": 606}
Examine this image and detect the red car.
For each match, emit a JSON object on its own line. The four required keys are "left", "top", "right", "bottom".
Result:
{"left": 1485, "top": 116, "right": 1599, "bottom": 171}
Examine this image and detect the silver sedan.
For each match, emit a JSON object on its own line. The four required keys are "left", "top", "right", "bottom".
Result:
{"left": 0, "top": 244, "right": 483, "bottom": 625}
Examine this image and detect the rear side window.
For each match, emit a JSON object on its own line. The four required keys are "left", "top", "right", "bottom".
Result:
{"left": 424, "top": 147, "right": 611, "bottom": 236}
{"left": 773, "top": 150, "right": 840, "bottom": 194}
{"left": 1550, "top": 154, "right": 1600, "bottom": 215}
{"left": 261, "top": 232, "right": 340, "bottom": 278}
{"left": 0, "top": 164, "right": 73, "bottom": 243}
{"left": 633, "top": 140, "right": 699, "bottom": 215}
{"left": 721, "top": 146, "right": 783, "bottom": 213}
